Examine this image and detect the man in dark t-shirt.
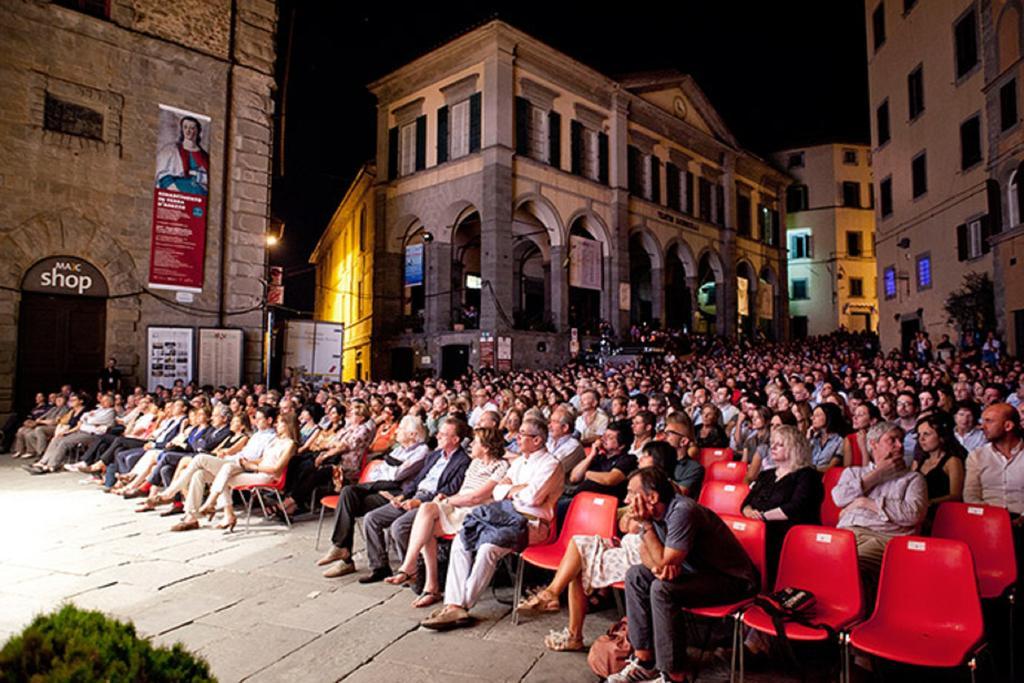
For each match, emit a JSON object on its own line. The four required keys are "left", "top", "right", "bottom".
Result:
{"left": 556, "top": 421, "right": 637, "bottom": 523}
{"left": 609, "top": 467, "right": 759, "bottom": 683}
{"left": 98, "top": 358, "right": 122, "bottom": 394}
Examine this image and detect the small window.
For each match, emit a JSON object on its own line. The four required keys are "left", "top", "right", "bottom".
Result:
{"left": 698, "top": 177, "right": 713, "bottom": 222}
{"left": 873, "top": 2, "right": 886, "bottom": 51}
{"left": 358, "top": 206, "right": 367, "bottom": 252}
{"left": 528, "top": 106, "right": 548, "bottom": 163}
{"left": 908, "top": 66, "right": 925, "bottom": 120}
{"left": 877, "top": 100, "right": 891, "bottom": 146}
{"left": 849, "top": 277, "right": 864, "bottom": 298}
{"left": 1001, "top": 80, "right": 1018, "bottom": 132}
{"left": 790, "top": 232, "right": 812, "bottom": 259}
{"left": 968, "top": 219, "right": 985, "bottom": 259}
{"left": 916, "top": 253, "right": 932, "bottom": 290}
{"left": 912, "top": 152, "right": 927, "bottom": 198}
{"left": 954, "top": 9, "right": 979, "bottom": 79}
{"left": 883, "top": 266, "right": 897, "bottom": 299}
{"left": 791, "top": 278, "right": 810, "bottom": 301}
{"left": 787, "top": 184, "right": 809, "bottom": 213}
{"left": 43, "top": 93, "right": 104, "bottom": 140}
{"left": 847, "top": 231, "right": 864, "bottom": 257}
{"left": 880, "top": 177, "right": 893, "bottom": 216}
{"left": 842, "top": 181, "right": 861, "bottom": 208}
{"left": 843, "top": 149, "right": 858, "bottom": 165}
{"left": 960, "top": 115, "right": 982, "bottom": 170}
{"left": 787, "top": 152, "right": 805, "bottom": 169}
{"left": 449, "top": 98, "right": 471, "bottom": 160}
{"left": 736, "top": 193, "right": 752, "bottom": 237}
{"left": 53, "top": 0, "right": 109, "bottom": 19}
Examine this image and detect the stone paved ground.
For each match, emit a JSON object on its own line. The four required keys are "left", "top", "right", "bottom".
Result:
{"left": 0, "top": 458, "right": 804, "bottom": 682}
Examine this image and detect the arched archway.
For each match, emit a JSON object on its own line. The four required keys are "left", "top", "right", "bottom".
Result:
{"left": 664, "top": 241, "right": 696, "bottom": 332}
{"left": 629, "top": 230, "right": 661, "bottom": 327}
{"left": 512, "top": 200, "right": 557, "bottom": 330}
{"left": 451, "top": 209, "right": 481, "bottom": 329}
{"left": 567, "top": 214, "right": 609, "bottom": 335}
{"left": 696, "top": 249, "right": 725, "bottom": 335}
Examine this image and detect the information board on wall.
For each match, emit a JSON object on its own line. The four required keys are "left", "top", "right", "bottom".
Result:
{"left": 497, "top": 336, "right": 512, "bottom": 372}
{"left": 147, "top": 326, "right": 194, "bottom": 391}
{"left": 198, "top": 328, "right": 244, "bottom": 387}
{"left": 283, "top": 320, "right": 344, "bottom": 382}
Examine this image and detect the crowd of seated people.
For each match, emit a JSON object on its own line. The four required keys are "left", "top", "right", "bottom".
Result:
{"left": 2, "top": 328, "right": 1023, "bottom": 681}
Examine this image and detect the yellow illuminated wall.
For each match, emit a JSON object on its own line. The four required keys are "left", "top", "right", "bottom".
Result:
{"left": 311, "top": 165, "right": 376, "bottom": 381}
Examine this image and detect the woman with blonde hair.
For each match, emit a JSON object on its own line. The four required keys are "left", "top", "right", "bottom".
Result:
{"left": 383, "top": 426, "right": 509, "bottom": 607}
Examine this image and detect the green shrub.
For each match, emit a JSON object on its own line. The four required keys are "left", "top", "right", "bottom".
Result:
{"left": 0, "top": 604, "right": 214, "bottom": 682}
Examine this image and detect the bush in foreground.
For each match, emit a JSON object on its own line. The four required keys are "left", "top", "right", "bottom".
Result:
{"left": 0, "top": 604, "right": 214, "bottom": 682}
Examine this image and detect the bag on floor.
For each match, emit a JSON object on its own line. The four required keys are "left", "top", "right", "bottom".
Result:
{"left": 588, "top": 616, "right": 631, "bottom": 678}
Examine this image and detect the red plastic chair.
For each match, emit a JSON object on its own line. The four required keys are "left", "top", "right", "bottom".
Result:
{"left": 699, "top": 447, "right": 734, "bottom": 468}
{"left": 847, "top": 536, "right": 985, "bottom": 680}
{"left": 235, "top": 469, "right": 290, "bottom": 533}
{"left": 685, "top": 515, "right": 767, "bottom": 678}
{"left": 698, "top": 481, "right": 749, "bottom": 517}
{"left": 738, "top": 525, "right": 863, "bottom": 682}
{"left": 512, "top": 492, "right": 617, "bottom": 625}
{"left": 820, "top": 466, "right": 845, "bottom": 528}
{"left": 932, "top": 502, "right": 1017, "bottom": 680}
{"left": 708, "top": 460, "right": 748, "bottom": 484}
{"left": 314, "top": 459, "right": 386, "bottom": 549}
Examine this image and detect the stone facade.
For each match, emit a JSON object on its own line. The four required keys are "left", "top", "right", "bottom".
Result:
{"left": 0, "top": 0, "right": 277, "bottom": 413}
{"left": 312, "top": 21, "right": 790, "bottom": 379}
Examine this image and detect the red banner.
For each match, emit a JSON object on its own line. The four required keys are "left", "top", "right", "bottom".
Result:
{"left": 149, "top": 104, "right": 211, "bottom": 292}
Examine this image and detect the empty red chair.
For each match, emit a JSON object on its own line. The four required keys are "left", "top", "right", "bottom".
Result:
{"left": 512, "top": 492, "right": 617, "bottom": 625}
{"left": 738, "top": 525, "right": 863, "bottom": 681}
{"left": 314, "top": 459, "right": 386, "bottom": 549}
{"left": 708, "top": 460, "right": 748, "bottom": 484}
{"left": 848, "top": 536, "right": 985, "bottom": 679}
{"left": 685, "top": 515, "right": 767, "bottom": 677}
{"left": 699, "top": 447, "right": 734, "bottom": 468}
{"left": 820, "top": 466, "right": 845, "bottom": 528}
{"left": 698, "top": 481, "right": 749, "bottom": 517}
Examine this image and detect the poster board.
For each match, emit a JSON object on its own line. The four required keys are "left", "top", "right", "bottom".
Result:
{"left": 497, "top": 336, "right": 513, "bottom": 372}
{"left": 569, "top": 235, "right": 602, "bottom": 290}
{"left": 283, "top": 320, "right": 344, "bottom": 382}
{"left": 737, "top": 277, "right": 749, "bottom": 316}
{"left": 147, "top": 326, "right": 195, "bottom": 391}
{"left": 198, "top": 328, "right": 244, "bottom": 387}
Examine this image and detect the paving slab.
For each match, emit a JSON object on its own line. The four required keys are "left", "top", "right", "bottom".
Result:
{"left": 194, "top": 621, "right": 319, "bottom": 681}
{"left": 375, "top": 630, "right": 542, "bottom": 682}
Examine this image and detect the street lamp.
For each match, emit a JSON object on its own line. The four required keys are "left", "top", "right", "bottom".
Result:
{"left": 263, "top": 218, "right": 285, "bottom": 387}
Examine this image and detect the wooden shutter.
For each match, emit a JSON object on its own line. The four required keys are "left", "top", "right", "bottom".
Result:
{"left": 436, "top": 106, "right": 449, "bottom": 164}
{"left": 469, "top": 93, "right": 481, "bottom": 152}
{"left": 598, "top": 132, "right": 609, "bottom": 185}
{"left": 414, "top": 115, "right": 427, "bottom": 171}
{"left": 650, "top": 156, "right": 661, "bottom": 203}
{"left": 515, "top": 97, "right": 530, "bottom": 156}
{"left": 715, "top": 184, "right": 725, "bottom": 226}
{"left": 548, "top": 111, "right": 561, "bottom": 169}
{"left": 387, "top": 126, "right": 399, "bottom": 181}
{"left": 628, "top": 145, "right": 640, "bottom": 195}
{"left": 956, "top": 223, "right": 968, "bottom": 261}
{"left": 666, "top": 163, "right": 680, "bottom": 210}
{"left": 570, "top": 120, "right": 583, "bottom": 176}
{"left": 685, "top": 171, "right": 695, "bottom": 214}
{"left": 771, "top": 209, "right": 781, "bottom": 246}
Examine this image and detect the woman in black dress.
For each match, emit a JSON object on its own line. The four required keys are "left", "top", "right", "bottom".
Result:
{"left": 911, "top": 412, "right": 965, "bottom": 529}
{"left": 741, "top": 424, "right": 824, "bottom": 585}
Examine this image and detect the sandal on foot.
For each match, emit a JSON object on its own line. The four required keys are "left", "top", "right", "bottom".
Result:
{"left": 384, "top": 570, "right": 417, "bottom": 586}
{"left": 516, "top": 588, "right": 559, "bottom": 615}
{"left": 412, "top": 591, "right": 442, "bottom": 608}
{"left": 544, "top": 627, "right": 585, "bottom": 652}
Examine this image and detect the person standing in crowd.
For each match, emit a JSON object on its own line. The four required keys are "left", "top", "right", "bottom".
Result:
{"left": 98, "top": 358, "right": 122, "bottom": 395}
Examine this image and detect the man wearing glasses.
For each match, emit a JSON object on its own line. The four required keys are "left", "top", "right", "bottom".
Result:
{"left": 422, "top": 416, "right": 562, "bottom": 630}
{"left": 662, "top": 412, "right": 703, "bottom": 498}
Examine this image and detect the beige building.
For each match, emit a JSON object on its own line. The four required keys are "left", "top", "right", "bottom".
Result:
{"left": 312, "top": 21, "right": 791, "bottom": 380}
{"left": 0, "top": 0, "right": 277, "bottom": 413}
{"left": 866, "top": 0, "right": 1005, "bottom": 354}
{"left": 774, "top": 144, "right": 878, "bottom": 337}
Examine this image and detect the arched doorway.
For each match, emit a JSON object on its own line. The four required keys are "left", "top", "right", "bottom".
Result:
{"left": 512, "top": 201, "right": 556, "bottom": 331}
{"left": 629, "top": 232, "right": 659, "bottom": 327}
{"left": 664, "top": 242, "right": 694, "bottom": 331}
{"left": 17, "top": 256, "right": 109, "bottom": 409}
{"left": 451, "top": 211, "right": 481, "bottom": 329}
{"left": 568, "top": 220, "right": 604, "bottom": 335}
{"left": 696, "top": 250, "right": 724, "bottom": 335}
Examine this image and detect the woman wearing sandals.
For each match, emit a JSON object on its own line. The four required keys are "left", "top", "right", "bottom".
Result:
{"left": 516, "top": 441, "right": 676, "bottom": 652}
{"left": 383, "top": 426, "right": 509, "bottom": 608}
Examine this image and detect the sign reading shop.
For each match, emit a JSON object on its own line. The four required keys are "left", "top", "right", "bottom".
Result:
{"left": 22, "top": 256, "right": 109, "bottom": 298}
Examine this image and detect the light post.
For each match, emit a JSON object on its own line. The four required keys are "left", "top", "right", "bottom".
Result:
{"left": 263, "top": 219, "right": 284, "bottom": 388}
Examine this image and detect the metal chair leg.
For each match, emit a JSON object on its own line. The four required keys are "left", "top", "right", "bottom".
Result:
{"left": 274, "top": 490, "right": 291, "bottom": 528}
{"left": 737, "top": 621, "right": 745, "bottom": 683}
{"left": 244, "top": 491, "right": 255, "bottom": 533}
{"left": 840, "top": 632, "right": 850, "bottom": 683}
{"left": 511, "top": 555, "right": 524, "bottom": 625}
{"left": 1009, "top": 590, "right": 1016, "bottom": 683}
{"left": 315, "top": 505, "right": 326, "bottom": 550}
{"left": 728, "top": 614, "right": 740, "bottom": 683}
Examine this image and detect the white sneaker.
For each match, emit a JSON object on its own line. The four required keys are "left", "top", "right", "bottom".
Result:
{"left": 605, "top": 656, "right": 659, "bottom": 683}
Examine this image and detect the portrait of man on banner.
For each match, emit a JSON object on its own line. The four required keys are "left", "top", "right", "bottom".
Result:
{"left": 155, "top": 113, "right": 210, "bottom": 196}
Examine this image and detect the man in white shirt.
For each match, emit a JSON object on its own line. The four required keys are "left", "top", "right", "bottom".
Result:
{"left": 573, "top": 389, "right": 608, "bottom": 447}
{"left": 548, "top": 405, "right": 585, "bottom": 475}
{"left": 964, "top": 404, "right": 1024, "bottom": 516}
{"left": 467, "top": 388, "right": 499, "bottom": 428}
{"left": 422, "top": 416, "right": 562, "bottom": 629}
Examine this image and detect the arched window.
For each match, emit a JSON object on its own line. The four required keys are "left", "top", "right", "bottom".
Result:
{"left": 1009, "top": 169, "right": 1020, "bottom": 230}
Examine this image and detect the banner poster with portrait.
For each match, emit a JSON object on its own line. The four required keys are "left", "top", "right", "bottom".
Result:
{"left": 147, "top": 326, "right": 195, "bottom": 392}
{"left": 149, "top": 104, "right": 212, "bottom": 292}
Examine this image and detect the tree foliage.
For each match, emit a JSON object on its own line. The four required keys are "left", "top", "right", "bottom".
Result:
{"left": 943, "top": 272, "right": 996, "bottom": 335}
{"left": 0, "top": 605, "right": 214, "bottom": 683}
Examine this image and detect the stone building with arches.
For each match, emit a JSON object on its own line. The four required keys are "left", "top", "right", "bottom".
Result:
{"left": 312, "top": 21, "right": 790, "bottom": 380}
{"left": 0, "top": 1, "right": 277, "bottom": 414}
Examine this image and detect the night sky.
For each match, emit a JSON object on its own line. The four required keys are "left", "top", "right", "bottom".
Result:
{"left": 271, "top": 1, "right": 870, "bottom": 311}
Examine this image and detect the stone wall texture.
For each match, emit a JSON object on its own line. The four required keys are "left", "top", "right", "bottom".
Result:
{"left": 0, "top": 0, "right": 277, "bottom": 412}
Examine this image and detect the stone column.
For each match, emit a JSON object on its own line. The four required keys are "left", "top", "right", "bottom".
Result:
{"left": 425, "top": 239, "right": 451, "bottom": 334}
{"left": 550, "top": 244, "right": 569, "bottom": 332}
{"left": 719, "top": 156, "right": 738, "bottom": 338}
{"left": 650, "top": 265, "right": 664, "bottom": 327}
{"left": 687, "top": 275, "right": 699, "bottom": 332}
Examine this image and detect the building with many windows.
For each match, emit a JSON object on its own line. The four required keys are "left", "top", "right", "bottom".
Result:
{"left": 865, "top": 0, "right": 1019, "bottom": 354}
{"left": 774, "top": 144, "right": 878, "bottom": 338}
{"left": 312, "top": 21, "right": 791, "bottom": 380}
{"left": 0, "top": 0, "right": 277, "bottom": 413}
